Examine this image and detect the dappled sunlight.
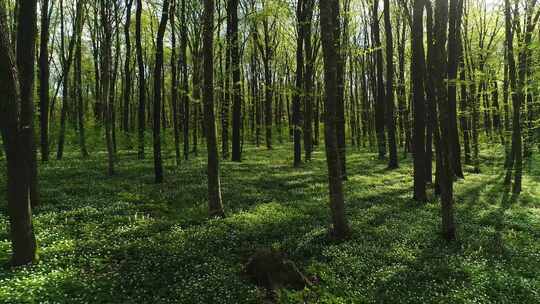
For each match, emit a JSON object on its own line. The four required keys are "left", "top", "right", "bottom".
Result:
{"left": 0, "top": 142, "right": 539, "bottom": 302}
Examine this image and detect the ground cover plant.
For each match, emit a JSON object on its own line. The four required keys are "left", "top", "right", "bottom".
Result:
{"left": 1, "top": 0, "right": 540, "bottom": 302}
{"left": 1, "top": 139, "right": 538, "bottom": 303}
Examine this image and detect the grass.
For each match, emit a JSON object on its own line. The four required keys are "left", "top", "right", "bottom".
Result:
{"left": 0, "top": 132, "right": 539, "bottom": 303}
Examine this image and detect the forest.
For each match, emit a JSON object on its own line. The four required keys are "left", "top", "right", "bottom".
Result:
{"left": 0, "top": 0, "right": 539, "bottom": 302}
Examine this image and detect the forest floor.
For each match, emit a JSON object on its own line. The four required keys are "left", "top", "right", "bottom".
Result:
{"left": 0, "top": 138, "right": 539, "bottom": 303}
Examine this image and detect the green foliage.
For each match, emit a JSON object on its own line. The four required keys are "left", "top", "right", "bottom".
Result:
{"left": 0, "top": 134, "right": 539, "bottom": 303}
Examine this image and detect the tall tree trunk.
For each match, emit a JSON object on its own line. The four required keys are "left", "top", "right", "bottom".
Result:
{"left": 123, "top": 0, "right": 133, "bottom": 133}
{"left": 397, "top": 17, "right": 409, "bottom": 154}
{"left": 171, "top": 0, "right": 181, "bottom": 166}
{"left": 263, "top": 29, "right": 273, "bottom": 150}
{"left": 447, "top": 0, "right": 464, "bottom": 178}
{"left": 320, "top": 0, "right": 350, "bottom": 240}
{"left": 503, "top": 0, "right": 534, "bottom": 194}
{"left": 251, "top": 46, "right": 261, "bottom": 147}
{"left": 203, "top": 0, "right": 225, "bottom": 217}
{"left": 336, "top": 0, "right": 349, "bottom": 179}
{"left": 192, "top": 49, "right": 201, "bottom": 156}
{"left": 222, "top": 5, "right": 230, "bottom": 160}
{"left": 314, "top": 81, "right": 320, "bottom": 146}
{"left": 492, "top": 79, "right": 504, "bottom": 143}
{"left": 75, "top": 14, "right": 88, "bottom": 158}
{"left": 136, "top": 0, "right": 146, "bottom": 159}
{"left": 412, "top": 0, "right": 427, "bottom": 202}
{"left": 180, "top": 0, "right": 189, "bottom": 161}
{"left": 57, "top": 0, "right": 68, "bottom": 160}
{"left": 384, "top": 0, "right": 398, "bottom": 169}
{"left": 0, "top": 0, "right": 38, "bottom": 266}
{"left": 102, "top": 0, "right": 115, "bottom": 176}
{"left": 111, "top": 7, "right": 121, "bottom": 155}
{"left": 434, "top": 0, "right": 456, "bottom": 241}
{"left": 303, "top": 0, "right": 315, "bottom": 161}
{"left": 39, "top": 0, "right": 50, "bottom": 162}
{"left": 425, "top": 3, "right": 435, "bottom": 184}
{"left": 56, "top": 0, "right": 82, "bottom": 162}
{"left": 293, "top": 0, "right": 304, "bottom": 167}
{"left": 503, "top": 48, "right": 510, "bottom": 135}
{"left": 15, "top": 0, "right": 39, "bottom": 208}
{"left": 458, "top": 45, "right": 471, "bottom": 165}
{"left": 373, "top": 0, "right": 386, "bottom": 160}
{"left": 153, "top": 0, "right": 170, "bottom": 183}
{"left": 91, "top": 8, "right": 102, "bottom": 124}
{"left": 228, "top": 0, "right": 242, "bottom": 162}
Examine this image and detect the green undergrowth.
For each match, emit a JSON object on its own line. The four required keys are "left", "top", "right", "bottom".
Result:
{"left": 0, "top": 136, "right": 538, "bottom": 303}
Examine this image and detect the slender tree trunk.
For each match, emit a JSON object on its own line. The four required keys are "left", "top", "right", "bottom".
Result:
{"left": 111, "top": 7, "right": 121, "bottom": 155}
{"left": 222, "top": 5, "right": 231, "bottom": 160}
{"left": 263, "top": 30, "right": 273, "bottom": 150}
{"left": 336, "top": 0, "right": 349, "bottom": 179}
{"left": 492, "top": 80, "right": 504, "bottom": 143}
{"left": 102, "top": 0, "right": 115, "bottom": 176}
{"left": 293, "top": 0, "right": 304, "bottom": 167}
{"left": 91, "top": 9, "right": 102, "bottom": 124}
{"left": 14, "top": 0, "right": 39, "bottom": 208}
{"left": 75, "top": 17, "right": 88, "bottom": 158}
{"left": 39, "top": 0, "right": 50, "bottom": 162}
{"left": 459, "top": 55, "right": 471, "bottom": 165}
{"left": 412, "top": 0, "right": 427, "bottom": 202}
{"left": 447, "top": 0, "right": 464, "bottom": 178}
{"left": 171, "top": 0, "right": 181, "bottom": 166}
{"left": 57, "top": 0, "right": 68, "bottom": 160}
{"left": 434, "top": 0, "right": 456, "bottom": 241}
{"left": 0, "top": 0, "right": 38, "bottom": 266}
{"left": 373, "top": 0, "right": 386, "bottom": 160}
{"left": 397, "top": 18, "right": 409, "bottom": 155}
{"left": 303, "top": 0, "right": 315, "bottom": 161}
{"left": 152, "top": 0, "right": 169, "bottom": 183}
{"left": 425, "top": 3, "right": 435, "bottom": 184}
{"left": 203, "top": 0, "right": 225, "bottom": 217}
{"left": 471, "top": 80, "right": 480, "bottom": 173}
{"left": 384, "top": 0, "right": 398, "bottom": 169}
{"left": 314, "top": 81, "right": 320, "bottom": 146}
{"left": 123, "top": 0, "right": 133, "bottom": 133}
{"left": 228, "top": 0, "right": 242, "bottom": 162}
{"left": 180, "top": 0, "right": 189, "bottom": 160}
{"left": 503, "top": 48, "right": 510, "bottom": 134}
{"left": 320, "top": 0, "right": 350, "bottom": 240}
{"left": 192, "top": 50, "right": 201, "bottom": 156}
{"left": 136, "top": 0, "right": 146, "bottom": 159}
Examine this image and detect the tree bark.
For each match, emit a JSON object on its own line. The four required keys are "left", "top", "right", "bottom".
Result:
{"left": 447, "top": 0, "right": 464, "bottom": 178}
{"left": 152, "top": 0, "right": 170, "bottom": 183}
{"left": 384, "top": 0, "right": 398, "bottom": 169}
{"left": 101, "top": 0, "right": 115, "bottom": 176}
{"left": 56, "top": 0, "right": 79, "bottom": 161}
{"left": 293, "top": 0, "right": 304, "bottom": 167}
{"left": 171, "top": 0, "right": 181, "bottom": 166}
{"left": 39, "top": 0, "right": 50, "bottom": 162}
{"left": 412, "top": 0, "right": 427, "bottom": 202}
{"left": 336, "top": 0, "right": 349, "bottom": 179}
{"left": 203, "top": 0, "right": 225, "bottom": 217}
{"left": 320, "top": 0, "right": 350, "bottom": 240}
{"left": 228, "top": 0, "right": 242, "bottom": 162}
{"left": 303, "top": 0, "right": 315, "bottom": 161}
{"left": 123, "top": 0, "right": 133, "bottom": 132}
{"left": 373, "top": 0, "right": 386, "bottom": 160}
{"left": 136, "top": 0, "right": 146, "bottom": 159}
{"left": 0, "top": 1, "right": 38, "bottom": 266}
{"left": 75, "top": 13, "right": 88, "bottom": 158}
{"left": 180, "top": 0, "right": 189, "bottom": 161}
{"left": 434, "top": 0, "right": 456, "bottom": 241}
